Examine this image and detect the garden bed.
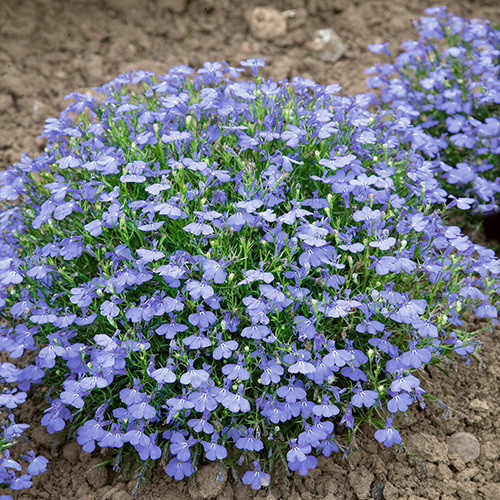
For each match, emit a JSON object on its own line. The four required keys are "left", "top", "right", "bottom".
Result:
{"left": 1, "top": 1, "right": 499, "bottom": 499}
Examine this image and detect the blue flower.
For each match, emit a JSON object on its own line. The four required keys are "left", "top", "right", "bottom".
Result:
{"left": 77, "top": 419, "right": 106, "bottom": 452}
{"left": 155, "top": 318, "right": 188, "bottom": 338}
{"left": 221, "top": 384, "right": 251, "bottom": 413}
{"left": 351, "top": 384, "right": 379, "bottom": 408}
{"left": 180, "top": 360, "right": 210, "bottom": 388}
{"left": 240, "top": 58, "right": 265, "bottom": 77}
{"left": 2, "top": 35, "right": 499, "bottom": 492}
{"left": 238, "top": 264, "right": 274, "bottom": 285}
{"left": 119, "top": 380, "right": 145, "bottom": 405}
{"left": 235, "top": 428, "right": 264, "bottom": 451}
{"left": 128, "top": 399, "right": 157, "bottom": 420}
{"left": 202, "top": 259, "right": 227, "bottom": 284}
{"left": 1, "top": 450, "right": 22, "bottom": 471}
{"left": 276, "top": 377, "right": 307, "bottom": 403}
{"left": 202, "top": 432, "right": 227, "bottom": 460}
{"left": 288, "top": 454, "right": 318, "bottom": 476}
{"left": 99, "top": 423, "right": 125, "bottom": 448}
{"left": 258, "top": 356, "right": 284, "bottom": 385}
{"left": 197, "top": 61, "right": 224, "bottom": 85}
{"left": 374, "top": 418, "right": 402, "bottom": 447}
{"left": 221, "top": 354, "right": 250, "bottom": 381}
{"left": 386, "top": 391, "right": 414, "bottom": 413}
{"left": 242, "top": 461, "right": 270, "bottom": 491}
{"left": 169, "top": 432, "right": 199, "bottom": 462}
{"left": 241, "top": 323, "right": 273, "bottom": 341}
{"left": 2, "top": 414, "right": 29, "bottom": 440}
{"left": 187, "top": 410, "right": 215, "bottom": 434}
{"left": 212, "top": 334, "right": 238, "bottom": 360}
{"left": 9, "top": 473, "right": 32, "bottom": 490}
{"left": 187, "top": 306, "right": 217, "bottom": 329}
{"left": 0, "top": 390, "right": 27, "bottom": 409}
{"left": 188, "top": 383, "right": 218, "bottom": 413}
{"left": 312, "top": 396, "right": 340, "bottom": 418}
{"left": 165, "top": 457, "right": 195, "bottom": 481}
{"left": 286, "top": 349, "right": 316, "bottom": 375}
{"left": 148, "top": 357, "right": 177, "bottom": 388}
{"left": 281, "top": 125, "right": 306, "bottom": 148}
{"left": 135, "top": 431, "right": 162, "bottom": 460}
{"left": 400, "top": 341, "right": 433, "bottom": 369}
{"left": 185, "top": 279, "right": 214, "bottom": 300}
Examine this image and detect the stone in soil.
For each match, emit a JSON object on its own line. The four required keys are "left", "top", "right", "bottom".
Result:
{"left": 369, "top": 481, "right": 384, "bottom": 500}
{"left": 307, "top": 28, "right": 345, "bottom": 63}
{"left": 447, "top": 432, "right": 481, "bottom": 464}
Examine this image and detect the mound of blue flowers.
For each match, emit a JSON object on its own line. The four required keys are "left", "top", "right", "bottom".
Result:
{"left": 366, "top": 6, "right": 499, "bottom": 215}
{"left": 0, "top": 14, "right": 499, "bottom": 496}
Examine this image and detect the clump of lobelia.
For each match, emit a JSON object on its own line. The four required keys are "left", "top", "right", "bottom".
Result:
{"left": 0, "top": 54, "right": 498, "bottom": 495}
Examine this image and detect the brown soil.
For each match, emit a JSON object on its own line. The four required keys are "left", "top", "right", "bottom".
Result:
{"left": 1, "top": 1, "right": 500, "bottom": 499}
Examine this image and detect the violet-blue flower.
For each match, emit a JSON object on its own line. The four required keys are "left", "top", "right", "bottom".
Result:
{"left": 374, "top": 417, "right": 402, "bottom": 447}
{"left": 242, "top": 461, "right": 271, "bottom": 491}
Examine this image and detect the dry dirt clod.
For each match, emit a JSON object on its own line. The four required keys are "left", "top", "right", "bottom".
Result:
{"left": 29, "top": 425, "right": 59, "bottom": 449}
{"left": 447, "top": 432, "right": 481, "bottom": 464}
{"left": 246, "top": 7, "right": 287, "bottom": 41}
{"left": 282, "top": 7, "right": 308, "bottom": 30}
{"left": 348, "top": 469, "right": 374, "bottom": 499}
{"left": 158, "top": 0, "right": 188, "bottom": 14}
{"left": 406, "top": 432, "right": 448, "bottom": 464}
{"left": 85, "top": 459, "right": 110, "bottom": 489}
{"left": 62, "top": 441, "right": 81, "bottom": 463}
{"left": 188, "top": 462, "right": 228, "bottom": 499}
{"left": 101, "top": 482, "right": 133, "bottom": 500}
{"left": 75, "top": 482, "right": 93, "bottom": 499}
{"left": 0, "top": 92, "right": 13, "bottom": 114}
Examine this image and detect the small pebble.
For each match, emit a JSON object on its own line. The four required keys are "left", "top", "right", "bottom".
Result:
{"left": 282, "top": 8, "right": 307, "bottom": 30}
{"left": 307, "top": 28, "right": 345, "bottom": 63}
{"left": 448, "top": 432, "right": 481, "bottom": 464}
{"left": 370, "top": 480, "right": 384, "bottom": 500}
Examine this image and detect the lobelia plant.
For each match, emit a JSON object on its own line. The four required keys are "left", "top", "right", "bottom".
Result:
{"left": 365, "top": 6, "right": 500, "bottom": 216}
{"left": 0, "top": 54, "right": 499, "bottom": 497}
